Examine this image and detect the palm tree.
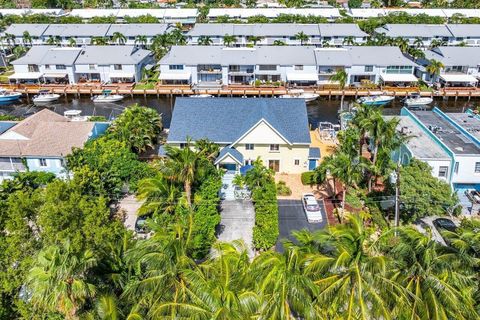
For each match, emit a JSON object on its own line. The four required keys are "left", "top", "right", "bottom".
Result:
{"left": 169, "top": 28, "right": 186, "bottom": 45}
{"left": 22, "top": 31, "right": 32, "bottom": 46}
{"left": 407, "top": 47, "right": 425, "bottom": 60}
{"left": 295, "top": 31, "right": 309, "bottom": 45}
{"left": 67, "top": 37, "right": 77, "bottom": 47}
{"left": 91, "top": 37, "right": 108, "bottom": 45}
{"left": 342, "top": 36, "right": 356, "bottom": 46}
{"left": 136, "top": 174, "right": 181, "bottom": 216}
{"left": 154, "top": 241, "right": 260, "bottom": 319}
{"left": 134, "top": 35, "right": 147, "bottom": 48}
{"left": 198, "top": 35, "right": 213, "bottom": 46}
{"left": 96, "top": 294, "right": 122, "bottom": 320}
{"left": 46, "top": 35, "right": 61, "bottom": 46}
{"left": 273, "top": 40, "right": 286, "bottom": 46}
{"left": 3, "top": 32, "right": 16, "bottom": 48}
{"left": 395, "top": 37, "right": 410, "bottom": 53}
{"left": 247, "top": 35, "right": 263, "bottom": 45}
{"left": 162, "top": 139, "right": 204, "bottom": 206}
{"left": 329, "top": 69, "right": 348, "bottom": 90}
{"left": 426, "top": 59, "right": 445, "bottom": 83}
{"left": 297, "top": 214, "right": 408, "bottom": 319}
{"left": 27, "top": 241, "right": 97, "bottom": 319}
{"left": 12, "top": 45, "right": 27, "bottom": 59}
{"left": 194, "top": 139, "right": 220, "bottom": 162}
{"left": 429, "top": 38, "right": 447, "bottom": 49}
{"left": 223, "top": 34, "right": 237, "bottom": 47}
{"left": 111, "top": 32, "right": 126, "bottom": 45}
{"left": 386, "top": 227, "right": 479, "bottom": 319}
{"left": 251, "top": 244, "right": 319, "bottom": 319}
{"left": 413, "top": 37, "right": 424, "bottom": 48}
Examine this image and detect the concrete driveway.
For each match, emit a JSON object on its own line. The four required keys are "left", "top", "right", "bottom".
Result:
{"left": 216, "top": 200, "right": 255, "bottom": 257}
{"left": 276, "top": 199, "right": 327, "bottom": 252}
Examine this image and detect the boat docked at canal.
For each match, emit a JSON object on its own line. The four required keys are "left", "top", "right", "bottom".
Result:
{"left": 0, "top": 89, "right": 22, "bottom": 104}
{"left": 190, "top": 94, "right": 213, "bottom": 98}
{"left": 92, "top": 90, "right": 124, "bottom": 103}
{"left": 280, "top": 89, "right": 319, "bottom": 103}
{"left": 403, "top": 93, "right": 433, "bottom": 107}
{"left": 64, "top": 110, "right": 89, "bottom": 121}
{"left": 356, "top": 95, "right": 394, "bottom": 106}
{"left": 33, "top": 90, "right": 60, "bottom": 103}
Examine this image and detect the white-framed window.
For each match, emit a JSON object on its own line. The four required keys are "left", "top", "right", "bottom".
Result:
{"left": 455, "top": 162, "right": 459, "bottom": 173}
{"left": 294, "top": 65, "right": 304, "bottom": 70}
{"left": 179, "top": 143, "right": 187, "bottom": 149}
{"left": 294, "top": 159, "right": 300, "bottom": 166}
{"left": 364, "top": 65, "right": 373, "bottom": 72}
{"left": 56, "top": 64, "right": 66, "bottom": 70}
{"left": 245, "top": 143, "right": 254, "bottom": 150}
{"left": 169, "top": 64, "right": 184, "bottom": 70}
{"left": 269, "top": 144, "right": 280, "bottom": 152}
{"left": 89, "top": 64, "right": 95, "bottom": 70}
{"left": 114, "top": 64, "right": 122, "bottom": 70}
{"left": 39, "top": 158, "right": 47, "bottom": 167}
{"left": 439, "top": 166, "right": 448, "bottom": 178}
{"left": 245, "top": 159, "right": 253, "bottom": 166}
{"left": 45, "top": 64, "right": 50, "bottom": 70}
{"left": 475, "top": 162, "right": 480, "bottom": 173}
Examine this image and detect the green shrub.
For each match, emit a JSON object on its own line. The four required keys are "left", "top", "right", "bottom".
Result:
{"left": 301, "top": 171, "right": 315, "bottom": 185}
{"left": 276, "top": 181, "right": 292, "bottom": 196}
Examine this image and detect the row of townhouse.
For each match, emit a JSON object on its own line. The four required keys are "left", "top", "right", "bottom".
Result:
{"left": 1, "top": 23, "right": 172, "bottom": 46}
{"left": 393, "top": 107, "right": 480, "bottom": 214}
{"left": 187, "top": 23, "right": 368, "bottom": 46}
{"left": 9, "top": 45, "right": 154, "bottom": 84}
{"left": 348, "top": 8, "right": 480, "bottom": 19}
{"left": 158, "top": 45, "right": 418, "bottom": 87}
{"left": 374, "top": 24, "right": 480, "bottom": 47}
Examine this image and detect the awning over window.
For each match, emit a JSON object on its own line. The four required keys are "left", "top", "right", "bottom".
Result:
{"left": 109, "top": 72, "right": 135, "bottom": 78}
{"left": 159, "top": 72, "right": 191, "bottom": 80}
{"left": 43, "top": 72, "right": 68, "bottom": 78}
{"left": 286, "top": 73, "right": 318, "bottom": 81}
{"left": 440, "top": 74, "right": 478, "bottom": 83}
{"left": 8, "top": 72, "right": 42, "bottom": 79}
{"left": 380, "top": 73, "right": 418, "bottom": 82}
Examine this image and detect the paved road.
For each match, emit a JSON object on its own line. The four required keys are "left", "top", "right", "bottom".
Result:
{"left": 276, "top": 199, "right": 327, "bottom": 252}
{"left": 217, "top": 200, "right": 255, "bottom": 257}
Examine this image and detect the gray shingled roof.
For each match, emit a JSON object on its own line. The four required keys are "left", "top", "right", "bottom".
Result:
{"left": 423, "top": 46, "right": 480, "bottom": 67}
{"left": 215, "top": 147, "right": 244, "bottom": 165}
{"left": 3, "top": 23, "right": 50, "bottom": 37}
{"left": 375, "top": 24, "right": 452, "bottom": 38}
{"left": 75, "top": 46, "right": 152, "bottom": 64}
{"left": 43, "top": 24, "right": 110, "bottom": 37}
{"left": 308, "top": 147, "right": 321, "bottom": 159}
{"left": 106, "top": 24, "right": 171, "bottom": 37}
{"left": 160, "top": 45, "right": 317, "bottom": 65}
{"left": 446, "top": 24, "right": 480, "bottom": 37}
{"left": 167, "top": 98, "right": 311, "bottom": 145}
{"left": 10, "top": 46, "right": 54, "bottom": 65}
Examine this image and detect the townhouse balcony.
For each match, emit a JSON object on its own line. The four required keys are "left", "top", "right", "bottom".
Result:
{"left": 318, "top": 67, "right": 344, "bottom": 75}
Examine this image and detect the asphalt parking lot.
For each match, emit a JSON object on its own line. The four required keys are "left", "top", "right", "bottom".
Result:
{"left": 276, "top": 199, "right": 327, "bottom": 252}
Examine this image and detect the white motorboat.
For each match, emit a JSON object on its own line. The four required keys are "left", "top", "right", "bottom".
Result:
{"left": 64, "top": 110, "right": 89, "bottom": 121}
{"left": 33, "top": 90, "right": 60, "bottom": 103}
{"left": 356, "top": 95, "right": 395, "bottom": 106}
{"left": 190, "top": 94, "right": 213, "bottom": 98}
{"left": 92, "top": 90, "right": 124, "bottom": 103}
{"left": 280, "top": 89, "right": 319, "bottom": 103}
{"left": 404, "top": 93, "right": 433, "bottom": 106}
{"left": 0, "top": 88, "right": 22, "bottom": 103}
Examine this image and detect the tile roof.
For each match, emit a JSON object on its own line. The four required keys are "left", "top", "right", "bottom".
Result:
{"left": 447, "top": 24, "right": 480, "bottom": 37}
{"left": 43, "top": 24, "right": 111, "bottom": 37}
{"left": 0, "top": 109, "right": 96, "bottom": 157}
{"left": 167, "top": 98, "right": 311, "bottom": 145}
{"left": 375, "top": 24, "right": 452, "bottom": 38}
{"left": 10, "top": 46, "right": 54, "bottom": 65}
{"left": 3, "top": 23, "right": 50, "bottom": 37}
{"left": 423, "top": 46, "right": 480, "bottom": 67}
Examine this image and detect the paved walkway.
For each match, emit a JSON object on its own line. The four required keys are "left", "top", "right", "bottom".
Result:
{"left": 117, "top": 195, "right": 143, "bottom": 232}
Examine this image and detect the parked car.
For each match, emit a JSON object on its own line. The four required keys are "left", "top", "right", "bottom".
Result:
{"left": 135, "top": 215, "right": 150, "bottom": 234}
{"left": 302, "top": 193, "right": 323, "bottom": 223}
{"left": 433, "top": 218, "right": 457, "bottom": 233}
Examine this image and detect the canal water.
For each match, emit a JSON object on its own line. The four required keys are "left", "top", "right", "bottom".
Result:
{"left": 0, "top": 95, "right": 478, "bottom": 128}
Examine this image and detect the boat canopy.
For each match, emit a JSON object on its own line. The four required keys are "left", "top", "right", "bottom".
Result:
{"left": 380, "top": 73, "right": 418, "bottom": 82}
{"left": 286, "top": 73, "right": 318, "bottom": 81}
{"left": 8, "top": 72, "right": 42, "bottom": 79}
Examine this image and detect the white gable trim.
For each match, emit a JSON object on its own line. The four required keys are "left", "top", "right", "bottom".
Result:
{"left": 230, "top": 118, "right": 291, "bottom": 147}
{"left": 214, "top": 152, "right": 243, "bottom": 165}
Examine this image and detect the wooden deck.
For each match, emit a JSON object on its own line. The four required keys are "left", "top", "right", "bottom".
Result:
{"left": 5, "top": 83, "right": 480, "bottom": 99}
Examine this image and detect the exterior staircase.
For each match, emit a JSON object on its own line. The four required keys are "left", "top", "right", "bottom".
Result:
{"left": 220, "top": 172, "right": 236, "bottom": 200}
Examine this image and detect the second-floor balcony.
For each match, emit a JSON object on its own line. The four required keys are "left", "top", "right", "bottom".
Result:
{"left": 228, "top": 65, "right": 254, "bottom": 74}
{"left": 444, "top": 66, "right": 469, "bottom": 74}
{"left": 197, "top": 64, "right": 222, "bottom": 74}
{"left": 318, "top": 67, "right": 344, "bottom": 75}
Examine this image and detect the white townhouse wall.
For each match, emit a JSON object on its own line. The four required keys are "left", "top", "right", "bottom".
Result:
{"left": 187, "top": 23, "right": 367, "bottom": 46}
{"left": 73, "top": 46, "right": 153, "bottom": 83}
{"left": 158, "top": 46, "right": 319, "bottom": 86}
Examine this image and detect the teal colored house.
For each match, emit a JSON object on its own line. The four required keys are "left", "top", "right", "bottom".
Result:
{"left": 0, "top": 109, "right": 108, "bottom": 181}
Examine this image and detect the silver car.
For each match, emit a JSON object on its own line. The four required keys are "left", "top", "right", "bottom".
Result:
{"left": 302, "top": 193, "right": 323, "bottom": 223}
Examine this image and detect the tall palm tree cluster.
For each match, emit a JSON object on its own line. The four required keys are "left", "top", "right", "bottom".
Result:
{"left": 314, "top": 104, "right": 405, "bottom": 216}
{"left": 25, "top": 213, "right": 480, "bottom": 319}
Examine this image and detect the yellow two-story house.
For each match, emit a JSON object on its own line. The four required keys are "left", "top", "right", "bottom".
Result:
{"left": 163, "top": 97, "right": 320, "bottom": 174}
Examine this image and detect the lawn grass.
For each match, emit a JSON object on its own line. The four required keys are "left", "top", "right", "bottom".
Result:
{"left": 134, "top": 82, "right": 156, "bottom": 90}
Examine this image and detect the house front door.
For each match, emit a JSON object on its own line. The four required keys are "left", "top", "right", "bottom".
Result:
{"left": 309, "top": 159, "right": 317, "bottom": 171}
{"left": 268, "top": 160, "right": 280, "bottom": 172}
